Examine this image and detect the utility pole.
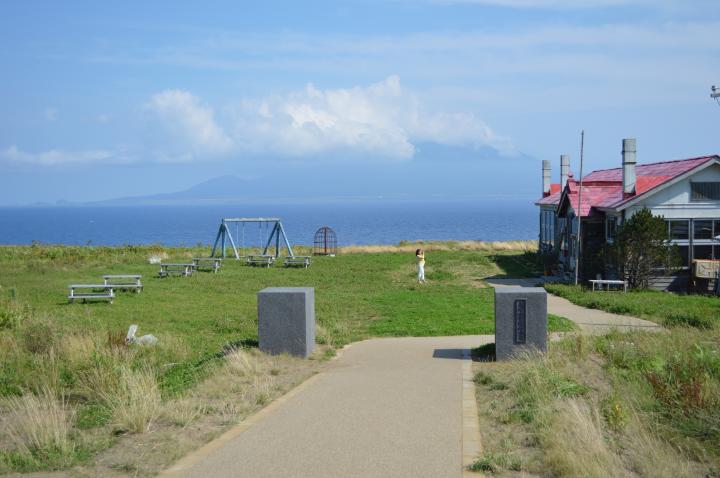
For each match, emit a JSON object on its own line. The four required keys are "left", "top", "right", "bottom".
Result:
{"left": 574, "top": 130, "right": 585, "bottom": 286}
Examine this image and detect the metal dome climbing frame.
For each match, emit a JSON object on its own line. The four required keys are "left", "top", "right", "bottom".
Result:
{"left": 313, "top": 226, "right": 337, "bottom": 255}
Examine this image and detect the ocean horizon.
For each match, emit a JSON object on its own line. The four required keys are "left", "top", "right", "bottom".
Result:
{"left": 0, "top": 197, "right": 538, "bottom": 247}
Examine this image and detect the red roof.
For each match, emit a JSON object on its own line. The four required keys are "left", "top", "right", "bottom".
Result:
{"left": 536, "top": 183, "right": 562, "bottom": 206}
{"left": 537, "top": 156, "right": 718, "bottom": 216}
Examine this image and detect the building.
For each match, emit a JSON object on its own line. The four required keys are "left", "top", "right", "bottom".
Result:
{"left": 536, "top": 138, "right": 720, "bottom": 289}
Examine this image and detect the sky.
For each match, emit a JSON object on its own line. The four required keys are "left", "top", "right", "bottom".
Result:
{"left": 1, "top": 0, "right": 719, "bottom": 205}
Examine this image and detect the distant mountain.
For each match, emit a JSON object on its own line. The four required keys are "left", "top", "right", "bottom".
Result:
{"left": 83, "top": 143, "right": 540, "bottom": 206}
{"left": 93, "top": 175, "right": 265, "bottom": 205}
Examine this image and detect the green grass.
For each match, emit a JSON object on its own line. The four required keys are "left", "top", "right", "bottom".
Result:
{"left": 545, "top": 284, "right": 720, "bottom": 329}
{"left": 0, "top": 243, "right": 573, "bottom": 473}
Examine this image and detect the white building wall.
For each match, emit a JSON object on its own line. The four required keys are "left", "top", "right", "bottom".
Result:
{"left": 625, "top": 163, "right": 720, "bottom": 219}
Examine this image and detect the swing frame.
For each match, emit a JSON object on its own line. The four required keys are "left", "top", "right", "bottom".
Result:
{"left": 210, "top": 217, "right": 295, "bottom": 259}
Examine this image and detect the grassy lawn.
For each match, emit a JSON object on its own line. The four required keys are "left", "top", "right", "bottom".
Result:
{"left": 0, "top": 242, "right": 573, "bottom": 474}
{"left": 545, "top": 283, "right": 720, "bottom": 329}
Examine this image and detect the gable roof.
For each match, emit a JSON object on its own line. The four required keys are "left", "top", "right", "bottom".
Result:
{"left": 550, "top": 155, "right": 719, "bottom": 217}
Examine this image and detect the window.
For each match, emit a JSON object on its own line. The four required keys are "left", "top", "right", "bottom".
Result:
{"left": 540, "top": 210, "right": 555, "bottom": 250}
{"left": 694, "top": 220, "right": 713, "bottom": 240}
{"left": 606, "top": 216, "right": 617, "bottom": 241}
{"left": 668, "top": 220, "right": 689, "bottom": 240}
{"left": 691, "top": 182, "right": 720, "bottom": 201}
{"left": 693, "top": 245, "right": 713, "bottom": 260}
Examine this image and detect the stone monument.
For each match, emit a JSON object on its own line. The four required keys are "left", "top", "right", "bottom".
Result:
{"left": 257, "top": 287, "right": 315, "bottom": 358}
{"left": 494, "top": 287, "right": 547, "bottom": 360}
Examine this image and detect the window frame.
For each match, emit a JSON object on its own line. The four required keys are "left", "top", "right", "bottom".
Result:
{"left": 690, "top": 182, "right": 720, "bottom": 202}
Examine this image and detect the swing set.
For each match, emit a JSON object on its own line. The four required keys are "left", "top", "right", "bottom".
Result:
{"left": 210, "top": 217, "right": 295, "bottom": 259}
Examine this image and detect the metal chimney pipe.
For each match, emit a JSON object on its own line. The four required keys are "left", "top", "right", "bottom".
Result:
{"left": 560, "top": 155, "right": 570, "bottom": 187}
{"left": 622, "top": 138, "right": 637, "bottom": 195}
{"left": 542, "top": 160, "right": 551, "bottom": 196}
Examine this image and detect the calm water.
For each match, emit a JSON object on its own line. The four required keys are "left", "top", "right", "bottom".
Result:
{"left": 0, "top": 199, "right": 537, "bottom": 246}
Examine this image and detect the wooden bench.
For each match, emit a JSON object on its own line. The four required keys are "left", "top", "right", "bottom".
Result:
{"left": 158, "top": 263, "right": 196, "bottom": 277}
{"left": 68, "top": 285, "right": 115, "bottom": 304}
{"left": 589, "top": 279, "right": 627, "bottom": 292}
{"left": 192, "top": 258, "right": 223, "bottom": 273}
{"left": 284, "top": 256, "right": 311, "bottom": 268}
{"left": 247, "top": 255, "right": 275, "bottom": 267}
{"left": 103, "top": 274, "right": 143, "bottom": 293}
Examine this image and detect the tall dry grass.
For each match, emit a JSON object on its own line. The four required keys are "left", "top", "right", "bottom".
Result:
{"left": 3, "top": 387, "right": 75, "bottom": 459}
{"left": 624, "top": 414, "right": 697, "bottom": 478}
{"left": 541, "top": 399, "right": 626, "bottom": 478}
{"left": 339, "top": 240, "right": 535, "bottom": 254}
{"left": 225, "top": 348, "right": 262, "bottom": 377}
{"left": 85, "top": 365, "right": 160, "bottom": 433}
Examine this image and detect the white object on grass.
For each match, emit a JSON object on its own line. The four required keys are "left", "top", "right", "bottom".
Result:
{"left": 148, "top": 255, "right": 162, "bottom": 264}
{"left": 126, "top": 324, "right": 158, "bottom": 345}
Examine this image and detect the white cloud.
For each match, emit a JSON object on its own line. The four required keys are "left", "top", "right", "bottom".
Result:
{"left": 229, "top": 75, "right": 512, "bottom": 159}
{"left": 146, "top": 89, "right": 233, "bottom": 154}
{"left": 1, "top": 145, "right": 131, "bottom": 166}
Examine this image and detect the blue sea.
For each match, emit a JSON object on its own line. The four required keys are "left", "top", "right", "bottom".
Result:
{"left": 0, "top": 198, "right": 537, "bottom": 246}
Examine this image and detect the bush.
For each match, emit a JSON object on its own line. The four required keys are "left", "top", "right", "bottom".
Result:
{"left": 664, "top": 313, "right": 715, "bottom": 330}
{"left": 19, "top": 317, "right": 58, "bottom": 355}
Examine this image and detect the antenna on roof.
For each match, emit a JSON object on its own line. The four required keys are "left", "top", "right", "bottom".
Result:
{"left": 712, "top": 85, "right": 720, "bottom": 106}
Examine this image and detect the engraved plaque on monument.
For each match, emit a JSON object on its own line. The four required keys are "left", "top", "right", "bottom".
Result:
{"left": 494, "top": 287, "right": 547, "bottom": 361}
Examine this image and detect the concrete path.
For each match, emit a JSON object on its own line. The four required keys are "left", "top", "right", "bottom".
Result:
{"left": 485, "top": 278, "right": 662, "bottom": 334}
{"left": 161, "top": 335, "right": 492, "bottom": 478}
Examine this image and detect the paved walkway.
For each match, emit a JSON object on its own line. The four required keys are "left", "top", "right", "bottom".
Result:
{"left": 485, "top": 278, "right": 662, "bottom": 334}
{"left": 161, "top": 335, "right": 492, "bottom": 478}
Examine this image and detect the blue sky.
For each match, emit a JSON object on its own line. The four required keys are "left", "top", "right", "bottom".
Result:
{"left": 1, "top": 0, "right": 719, "bottom": 204}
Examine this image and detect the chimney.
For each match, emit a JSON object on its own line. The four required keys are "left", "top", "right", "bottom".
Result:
{"left": 622, "top": 138, "right": 637, "bottom": 195}
{"left": 542, "top": 160, "right": 551, "bottom": 196}
{"left": 560, "top": 154, "right": 570, "bottom": 188}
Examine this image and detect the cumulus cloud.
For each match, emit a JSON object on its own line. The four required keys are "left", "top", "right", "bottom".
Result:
{"left": 146, "top": 89, "right": 233, "bottom": 154}
{"left": 6, "top": 77, "right": 511, "bottom": 166}
{"left": 1, "top": 145, "right": 131, "bottom": 166}
{"left": 229, "top": 75, "right": 512, "bottom": 159}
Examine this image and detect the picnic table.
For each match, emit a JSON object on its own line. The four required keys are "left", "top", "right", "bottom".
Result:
{"left": 103, "top": 274, "right": 143, "bottom": 293}
{"left": 247, "top": 255, "right": 275, "bottom": 267}
{"left": 158, "top": 263, "right": 196, "bottom": 277}
{"left": 68, "top": 284, "right": 115, "bottom": 304}
{"left": 589, "top": 279, "right": 627, "bottom": 292}
{"left": 283, "top": 256, "right": 311, "bottom": 268}
{"left": 192, "top": 257, "right": 223, "bottom": 273}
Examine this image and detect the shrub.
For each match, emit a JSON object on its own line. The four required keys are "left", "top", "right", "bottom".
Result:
{"left": 19, "top": 317, "right": 58, "bottom": 355}
{"left": 665, "top": 313, "right": 714, "bottom": 330}
{"left": 610, "top": 208, "right": 680, "bottom": 289}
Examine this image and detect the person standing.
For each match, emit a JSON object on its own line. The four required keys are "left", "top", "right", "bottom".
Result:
{"left": 416, "top": 248, "right": 426, "bottom": 283}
